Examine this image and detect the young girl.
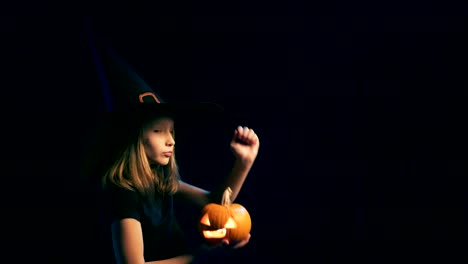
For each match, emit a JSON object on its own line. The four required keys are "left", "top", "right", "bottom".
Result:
{"left": 98, "top": 101, "right": 260, "bottom": 264}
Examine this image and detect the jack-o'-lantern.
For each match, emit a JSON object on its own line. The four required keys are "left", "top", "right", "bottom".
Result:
{"left": 198, "top": 187, "right": 251, "bottom": 245}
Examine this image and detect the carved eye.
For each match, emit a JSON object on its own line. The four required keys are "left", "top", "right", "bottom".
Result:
{"left": 224, "top": 217, "right": 237, "bottom": 228}
{"left": 200, "top": 213, "right": 211, "bottom": 226}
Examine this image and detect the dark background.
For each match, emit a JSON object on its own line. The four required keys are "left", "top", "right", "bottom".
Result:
{"left": 3, "top": 1, "right": 467, "bottom": 263}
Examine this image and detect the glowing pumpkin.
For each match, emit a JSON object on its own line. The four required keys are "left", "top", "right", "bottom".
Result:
{"left": 198, "top": 187, "right": 251, "bottom": 245}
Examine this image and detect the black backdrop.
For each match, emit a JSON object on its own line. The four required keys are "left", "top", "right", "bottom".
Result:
{"left": 3, "top": 1, "right": 467, "bottom": 263}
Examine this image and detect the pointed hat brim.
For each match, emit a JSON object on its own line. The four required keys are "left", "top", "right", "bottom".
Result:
{"left": 135, "top": 99, "right": 226, "bottom": 124}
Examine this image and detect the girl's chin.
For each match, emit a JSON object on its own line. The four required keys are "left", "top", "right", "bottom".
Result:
{"left": 150, "top": 160, "right": 170, "bottom": 166}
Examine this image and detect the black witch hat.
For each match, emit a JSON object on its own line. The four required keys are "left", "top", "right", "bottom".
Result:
{"left": 88, "top": 34, "right": 225, "bottom": 128}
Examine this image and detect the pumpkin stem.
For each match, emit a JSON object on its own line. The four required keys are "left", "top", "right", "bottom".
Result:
{"left": 221, "top": 187, "right": 232, "bottom": 207}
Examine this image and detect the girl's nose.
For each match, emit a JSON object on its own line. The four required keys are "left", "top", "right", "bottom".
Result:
{"left": 166, "top": 135, "right": 175, "bottom": 146}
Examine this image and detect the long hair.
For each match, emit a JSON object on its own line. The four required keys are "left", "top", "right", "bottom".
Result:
{"left": 101, "top": 116, "right": 180, "bottom": 200}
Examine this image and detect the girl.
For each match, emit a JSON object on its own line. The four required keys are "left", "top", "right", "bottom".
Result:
{"left": 99, "top": 103, "right": 260, "bottom": 264}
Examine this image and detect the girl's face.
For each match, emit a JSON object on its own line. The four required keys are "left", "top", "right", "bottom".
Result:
{"left": 141, "top": 117, "right": 175, "bottom": 166}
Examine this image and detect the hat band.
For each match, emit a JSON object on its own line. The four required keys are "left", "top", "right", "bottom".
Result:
{"left": 139, "top": 92, "right": 161, "bottom": 104}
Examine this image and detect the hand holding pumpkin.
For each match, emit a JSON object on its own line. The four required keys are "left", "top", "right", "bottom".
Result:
{"left": 221, "top": 233, "right": 251, "bottom": 249}
{"left": 191, "top": 233, "right": 251, "bottom": 264}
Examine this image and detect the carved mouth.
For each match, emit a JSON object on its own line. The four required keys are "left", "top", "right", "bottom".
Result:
{"left": 203, "top": 228, "right": 227, "bottom": 238}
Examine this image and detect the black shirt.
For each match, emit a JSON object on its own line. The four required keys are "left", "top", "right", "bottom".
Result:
{"left": 101, "top": 184, "right": 190, "bottom": 262}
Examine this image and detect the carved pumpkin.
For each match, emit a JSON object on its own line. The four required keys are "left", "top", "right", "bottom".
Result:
{"left": 198, "top": 187, "right": 251, "bottom": 245}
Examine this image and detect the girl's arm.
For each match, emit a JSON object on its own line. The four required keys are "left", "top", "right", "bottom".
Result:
{"left": 176, "top": 126, "right": 259, "bottom": 206}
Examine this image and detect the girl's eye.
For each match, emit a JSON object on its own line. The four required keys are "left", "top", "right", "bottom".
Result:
{"left": 153, "top": 130, "right": 161, "bottom": 133}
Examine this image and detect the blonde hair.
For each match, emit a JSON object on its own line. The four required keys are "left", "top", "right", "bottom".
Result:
{"left": 102, "top": 118, "right": 180, "bottom": 199}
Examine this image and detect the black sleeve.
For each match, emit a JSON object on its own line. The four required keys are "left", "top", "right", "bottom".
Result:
{"left": 103, "top": 184, "right": 141, "bottom": 223}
